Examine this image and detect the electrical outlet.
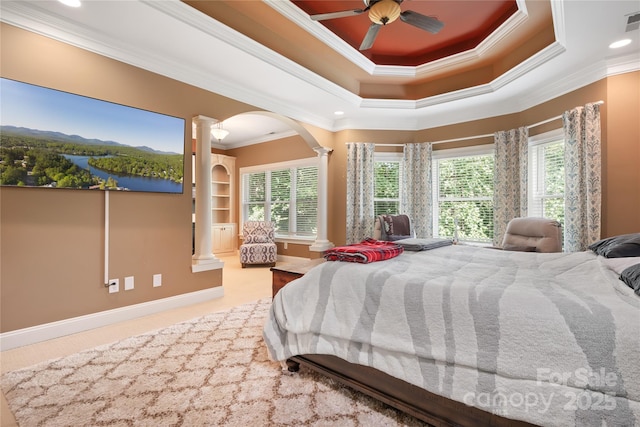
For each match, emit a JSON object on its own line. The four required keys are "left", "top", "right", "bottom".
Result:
{"left": 108, "top": 278, "right": 119, "bottom": 293}
{"left": 124, "top": 276, "right": 134, "bottom": 291}
{"left": 153, "top": 273, "right": 162, "bottom": 287}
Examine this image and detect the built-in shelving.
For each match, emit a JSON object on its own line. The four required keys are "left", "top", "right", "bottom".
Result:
{"left": 210, "top": 154, "right": 236, "bottom": 255}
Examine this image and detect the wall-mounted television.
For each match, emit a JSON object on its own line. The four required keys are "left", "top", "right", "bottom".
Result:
{"left": 0, "top": 77, "right": 185, "bottom": 194}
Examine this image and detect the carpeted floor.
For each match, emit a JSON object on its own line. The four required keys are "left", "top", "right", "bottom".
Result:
{"left": 1, "top": 298, "right": 428, "bottom": 426}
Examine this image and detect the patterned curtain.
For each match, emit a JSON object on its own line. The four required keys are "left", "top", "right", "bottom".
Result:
{"left": 345, "top": 142, "right": 375, "bottom": 244}
{"left": 562, "top": 103, "right": 601, "bottom": 252}
{"left": 401, "top": 143, "right": 433, "bottom": 238}
{"left": 493, "top": 127, "right": 528, "bottom": 246}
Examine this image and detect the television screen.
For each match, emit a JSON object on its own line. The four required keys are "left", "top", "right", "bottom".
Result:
{"left": 0, "top": 77, "right": 185, "bottom": 194}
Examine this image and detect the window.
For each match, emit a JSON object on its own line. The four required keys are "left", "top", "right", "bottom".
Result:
{"left": 528, "top": 129, "right": 565, "bottom": 228}
{"left": 240, "top": 158, "right": 318, "bottom": 240}
{"left": 432, "top": 146, "right": 495, "bottom": 243}
{"left": 373, "top": 153, "right": 403, "bottom": 216}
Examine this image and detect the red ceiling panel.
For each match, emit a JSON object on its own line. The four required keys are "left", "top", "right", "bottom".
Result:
{"left": 292, "top": 0, "right": 518, "bottom": 66}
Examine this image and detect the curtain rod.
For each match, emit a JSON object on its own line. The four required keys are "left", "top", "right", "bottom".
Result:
{"left": 352, "top": 100, "right": 605, "bottom": 147}
{"left": 527, "top": 100, "right": 604, "bottom": 130}
{"left": 366, "top": 134, "right": 495, "bottom": 147}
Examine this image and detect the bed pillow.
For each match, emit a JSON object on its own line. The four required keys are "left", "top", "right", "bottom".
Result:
{"left": 387, "top": 235, "right": 412, "bottom": 241}
{"left": 619, "top": 263, "right": 640, "bottom": 296}
{"left": 601, "top": 257, "right": 640, "bottom": 275}
{"left": 588, "top": 233, "right": 640, "bottom": 258}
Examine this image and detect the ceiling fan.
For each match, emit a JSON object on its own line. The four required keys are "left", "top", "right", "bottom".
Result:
{"left": 309, "top": 0, "right": 444, "bottom": 51}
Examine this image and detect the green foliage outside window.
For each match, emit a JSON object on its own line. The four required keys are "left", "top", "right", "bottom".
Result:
{"left": 437, "top": 155, "right": 494, "bottom": 242}
{"left": 243, "top": 165, "right": 318, "bottom": 237}
{"left": 542, "top": 142, "right": 565, "bottom": 229}
{"left": 374, "top": 161, "right": 400, "bottom": 215}
{"left": 296, "top": 166, "right": 318, "bottom": 236}
{"left": 246, "top": 172, "right": 266, "bottom": 221}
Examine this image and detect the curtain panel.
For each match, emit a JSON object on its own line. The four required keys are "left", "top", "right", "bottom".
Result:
{"left": 402, "top": 143, "right": 433, "bottom": 238}
{"left": 345, "top": 142, "right": 375, "bottom": 244}
{"left": 493, "top": 127, "right": 528, "bottom": 246}
{"left": 562, "top": 103, "right": 601, "bottom": 252}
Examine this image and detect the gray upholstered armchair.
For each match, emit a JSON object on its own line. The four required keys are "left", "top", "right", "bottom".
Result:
{"left": 240, "top": 221, "right": 277, "bottom": 268}
{"left": 500, "top": 217, "right": 562, "bottom": 253}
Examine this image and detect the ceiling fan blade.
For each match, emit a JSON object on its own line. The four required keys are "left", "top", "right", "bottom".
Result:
{"left": 399, "top": 10, "right": 444, "bottom": 34}
{"left": 310, "top": 9, "right": 364, "bottom": 21}
{"left": 359, "top": 23, "right": 382, "bottom": 50}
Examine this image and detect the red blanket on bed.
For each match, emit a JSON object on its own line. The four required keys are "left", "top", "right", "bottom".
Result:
{"left": 323, "top": 238, "right": 404, "bottom": 263}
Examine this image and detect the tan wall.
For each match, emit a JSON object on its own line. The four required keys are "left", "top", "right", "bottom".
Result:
{"left": 2, "top": 23, "right": 638, "bottom": 334}
{"left": 323, "top": 74, "right": 639, "bottom": 247}
{"left": 0, "top": 24, "right": 256, "bottom": 332}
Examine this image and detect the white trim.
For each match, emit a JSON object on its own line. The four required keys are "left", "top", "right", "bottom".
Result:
{"left": 529, "top": 128, "right": 564, "bottom": 146}
{"left": 374, "top": 151, "right": 403, "bottom": 160}
{"left": 275, "top": 236, "right": 315, "bottom": 245}
{"left": 239, "top": 156, "right": 318, "bottom": 174}
{"left": 0, "top": 287, "right": 224, "bottom": 351}
{"left": 431, "top": 144, "right": 495, "bottom": 160}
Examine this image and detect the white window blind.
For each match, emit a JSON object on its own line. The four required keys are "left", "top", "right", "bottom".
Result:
{"left": 433, "top": 147, "right": 494, "bottom": 243}
{"left": 374, "top": 154, "right": 402, "bottom": 216}
{"left": 243, "top": 171, "right": 266, "bottom": 221}
{"left": 270, "top": 169, "right": 291, "bottom": 233}
{"left": 528, "top": 134, "right": 565, "bottom": 228}
{"left": 295, "top": 166, "right": 318, "bottom": 236}
{"left": 240, "top": 158, "right": 318, "bottom": 239}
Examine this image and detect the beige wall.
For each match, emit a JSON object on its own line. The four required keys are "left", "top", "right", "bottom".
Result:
{"left": 2, "top": 23, "right": 639, "bottom": 333}
{"left": 324, "top": 75, "right": 639, "bottom": 246}
{"left": 0, "top": 24, "right": 256, "bottom": 332}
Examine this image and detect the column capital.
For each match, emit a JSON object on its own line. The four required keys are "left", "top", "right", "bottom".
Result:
{"left": 192, "top": 115, "right": 217, "bottom": 125}
{"left": 313, "top": 146, "right": 333, "bottom": 157}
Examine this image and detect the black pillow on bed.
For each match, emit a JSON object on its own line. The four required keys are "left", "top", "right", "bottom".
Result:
{"left": 620, "top": 263, "right": 640, "bottom": 296}
{"left": 589, "top": 233, "right": 640, "bottom": 258}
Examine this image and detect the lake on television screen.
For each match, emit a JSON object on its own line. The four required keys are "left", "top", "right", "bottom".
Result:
{"left": 0, "top": 77, "right": 186, "bottom": 194}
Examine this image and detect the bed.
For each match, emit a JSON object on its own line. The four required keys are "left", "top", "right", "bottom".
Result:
{"left": 263, "top": 243, "right": 640, "bottom": 426}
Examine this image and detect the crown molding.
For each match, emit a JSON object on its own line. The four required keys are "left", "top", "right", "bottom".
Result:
{"left": 2, "top": 0, "right": 637, "bottom": 138}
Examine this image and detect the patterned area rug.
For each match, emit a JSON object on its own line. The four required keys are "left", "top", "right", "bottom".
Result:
{"left": 2, "top": 298, "right": 428, "bottom": 426}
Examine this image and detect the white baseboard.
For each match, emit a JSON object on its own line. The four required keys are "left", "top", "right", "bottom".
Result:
{"left": 0, "top": 287, "right": 224, "bottom": 351}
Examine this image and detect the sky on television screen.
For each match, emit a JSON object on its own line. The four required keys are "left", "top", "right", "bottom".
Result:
{"left": 1, "top": 78, "right": 184, "bottom": 154}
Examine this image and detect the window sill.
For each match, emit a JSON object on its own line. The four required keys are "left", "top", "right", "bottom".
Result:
{"left": 275, "top": 236, "right": 316, "bottom": 246}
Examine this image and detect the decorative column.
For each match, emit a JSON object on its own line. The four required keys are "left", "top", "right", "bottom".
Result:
{"left": 192, "top": 115, "right": 223, "bottom": 271}
{"left": 310, "top": 146, "right": 334, "bottom": 253}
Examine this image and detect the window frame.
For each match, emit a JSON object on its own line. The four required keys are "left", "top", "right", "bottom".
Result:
{"left": 240, "top": 157, "right": 319, "bottom": 244}
{"left": 431, "top": 144, "right": 495, "bottom": 244}
{"left": 527, "top": 128, "right": 565, "bottom": 222}
{"left": 373, "top": 151, "right": 404, "bottom": 216}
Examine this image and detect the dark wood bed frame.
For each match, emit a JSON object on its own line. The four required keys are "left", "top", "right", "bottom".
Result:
{"left": 286, "top": 355, "right": 538, "bottom": 427}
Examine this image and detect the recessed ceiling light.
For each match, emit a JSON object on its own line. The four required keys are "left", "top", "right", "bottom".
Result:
{"left": 334, "top": 111, "right": 344, "bottom": 115}
{"left": 58, "top": 0, "right": 81, "bottom": 7}
{"left": 609, "top": 39, "right": 631, "bottom": 49}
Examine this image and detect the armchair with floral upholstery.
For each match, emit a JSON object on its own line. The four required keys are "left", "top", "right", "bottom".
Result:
{"left": 240, "top": 221, "right": 277, "bottom": 268}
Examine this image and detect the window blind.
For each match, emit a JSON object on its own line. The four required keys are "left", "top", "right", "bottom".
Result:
{"left": 244, "top": 172, "right": 266, "bottom": 221}
{"left": 374, "top": 160, "right": 401, "bottom": 215}
{"left": 529, "top": 140, "right": 564, "bottom": 226}
{"left": 270, "top": 169, "right": 291, "bottom": 233}
{"left": 295, "top": 166, "right": 318, "bottom": 236}
{"left": 240, "top": 160, "right": 319, "bottom": 239}
{"left": 435, "top": 154, "right": 494, "bottom": 243}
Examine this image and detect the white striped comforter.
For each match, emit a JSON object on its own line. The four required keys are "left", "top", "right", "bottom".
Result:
{"left": 263, "top": 245, "right": 640, "bottom": 427}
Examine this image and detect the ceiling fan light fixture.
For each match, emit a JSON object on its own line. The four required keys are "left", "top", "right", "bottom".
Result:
{"left": 368, "top": 0, "right": 401, "bottom": 25}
